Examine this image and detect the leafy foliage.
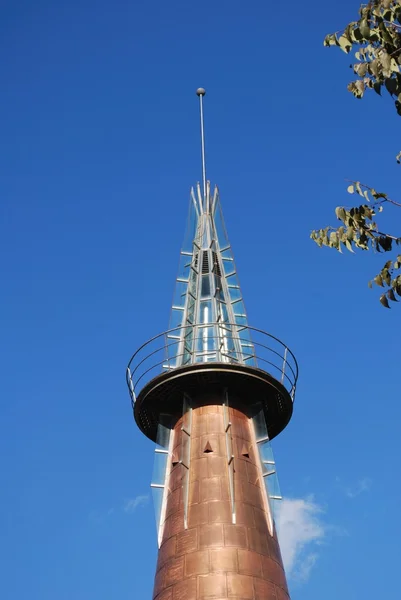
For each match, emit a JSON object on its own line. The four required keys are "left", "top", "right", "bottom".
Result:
{"left": 313, "top": 1, "right": 401, "bottom": 308}
{"left": 324, "top": 1, "right": 401, "bottom": 113}
{"left": 311, "top": 183, "right": 401, "bottom": 307}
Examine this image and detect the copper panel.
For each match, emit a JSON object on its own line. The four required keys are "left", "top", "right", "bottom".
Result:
{"left": 185, "top": 549, "right": 210, "bottom": 576}
{"left": 260, "top": 556, "right": 288, "bottom": 592}
{"left": 245, "top": 462, "right": 260, "bottom": 486}
{"left": 252, "top": 508, "right": 270, "bottom": 537}
{"left": 189, "top": 502, "right": 209, "bottom": 527}
{"left": 165, "top": 556, "right": 185, "bottom": 588}
{"left": 176, "top": 528, "right": 198, "bottom": 556}
{"left": 207, "top": 412, "right": 224, "bottom": 434}
{"left": 210, "top": 547, "right": 238, "bottom": 573}
{"left": 190, "top": 458, "right": 209, "bottom": 482}
{"left": 154, "top": 588, "right": 173, "bottom": 600}
{"left": 274, "top": 587, "right": 290, "bottom": 600}
{"left": 235, "top": 502, "right": 255, "bottom": 528}
{"left": 238, "top": 549, "right": 262, "bottom": 577}
{"left": 201, "top": 404, "right": 221, "bottom": 415}
{"left": 200, "top": 477, "right": 222, "bottom": 503}
{"left": 170, "top": 464, "right": 183, "bottom": 491}
{"left": 207, "top": 456, "right": 227, "bottom": 479}
{"left": 247, "top": 527, "right": 269, "bottom": 555}
{"left": 198, "top": 573, "right": 227, "bottom": 599}
{"left": 268, "top": 536, "right": 284, "bottom": 564}
{"left": 189, "top": 480, "right": 200, "bottom": 505}
{"left": 220, "top": 476, "right": 230, "bottom": 502}
{"left": 199, "top": 523, "right": 224, "bottom": 548}
{"left": 241, "top": 482, "right": 262, "bottom": 508}
{"left": 172, "top": 577, "right": 197, "bottom": 600}
{"left": 233, "top": 457, "right": 247, "bottom": 481}
{"left": 253, "top": 577, "right": 278, "bottom": 600}
{"left": 223, "top": 524, "right": 247, "bottom": 548}
{"left": 166, "top": 487, "right": 182, "bottom": 518}
{"left": 153, "top": 405, "right": 290, "bottom": 600}
{"left": 157, "top": 536, "right": 177, "bottom": 569}
{"left": 208, "top": 501, "right": 232, "bottom": 524}
{"left": 153, "top": 565, "right": 166, "bottom": 598}
{"left": 161, "top": 516, "right": 171, "bottom": 543}
{"left": 226, "top": 573, "right": 254, "bottom": 599}
{"left": 200, "top": 434, "right": 225, "bottom": 457}
{"left": 233, "top": 479, "right": 244, "bottom": 503}
{"left": 169, "top": 509, "right": 185, "bottom": 537}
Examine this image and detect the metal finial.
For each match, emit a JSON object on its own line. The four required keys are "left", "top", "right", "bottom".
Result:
{"left": 196, "top": 88, "right": 207, "bottom": 205}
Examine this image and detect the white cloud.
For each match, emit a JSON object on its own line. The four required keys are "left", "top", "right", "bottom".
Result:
{"left": 345, "top": 477, "right": 372, "bottom": 499}
{"left": 124, "top": 495, "right": 149, "bottom": 513}
{"left": 276, "top": 497, "right": 325, "bottom": 583}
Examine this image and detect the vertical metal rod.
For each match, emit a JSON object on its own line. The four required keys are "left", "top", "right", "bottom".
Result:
{"left": 196, "top": 88, "right": 207, "bottom": 208}
{"left": 281, "top": 347, "right": 288, "bottom": 384}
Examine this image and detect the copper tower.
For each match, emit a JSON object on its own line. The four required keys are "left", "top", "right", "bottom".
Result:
{"left": 126, "top": 89, "right": 298, "bottom": 600}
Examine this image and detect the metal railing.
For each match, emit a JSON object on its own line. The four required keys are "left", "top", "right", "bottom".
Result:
{"left": 126, "top": 323, "right": 298, "bottom": 406}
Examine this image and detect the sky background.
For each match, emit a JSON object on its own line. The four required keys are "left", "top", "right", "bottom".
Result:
{"left": 1, "top": 1, "right": 400, "bottom": 598}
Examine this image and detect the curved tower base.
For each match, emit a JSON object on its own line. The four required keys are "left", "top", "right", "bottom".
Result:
{"left": 153, "top": 403, "right": 289, "bottom": 600}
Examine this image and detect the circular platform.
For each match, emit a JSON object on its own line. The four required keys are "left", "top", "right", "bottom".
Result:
{"left": 133, "top": 361, "right": 293, "bottom": 442}
{"left": 126, "top": 324, "right": 298, "bottom": 443}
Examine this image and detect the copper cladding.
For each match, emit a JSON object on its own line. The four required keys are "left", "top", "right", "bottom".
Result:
{"left": 153, "top": 404, "right": 290, "bottom": 600}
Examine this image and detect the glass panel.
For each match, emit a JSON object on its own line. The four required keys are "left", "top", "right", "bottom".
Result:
{"left": 221, "top": 247, "right": 233, "bottom": 260}
{"left": 187, "top": 294, "right": 196, "bottom": 318}
{"left": 200, "top": 300, "right": 212, "bottom": 324}
{"left": 265, "top": 471, "right": 282, "bottom": 499}
{"left": 156, "top": 423, "right": 171, "bottom": 449}
{"left": 270, "top": 498, "right": 281, "bottom": 522}
{"left": 252, "top": 405, "right": 268, "bottom": 441}
{"left": 152, "top": 452, "right": 168, "bottom": 486}
{"left": 260, "top": 442, "right": 275, "bottom": 464}
{"left": 222, "top": 258, "right": 235, "bottom": 277}
{"left": 226, "top": 272, "right": 240, "bottom": 288}
{"left": 151, "top": 487, "right": 164, "bottom": 536}
{"left": 182, "top": 196, "right": 200, "bottom": 253}
{"left": 196, "top": 326, "right": 215, "bottom": 353}
{"left": 228, "top": 286, "right": 242, "bottom": 302}
{"left": 214, "top": 274, "right": 225, "bottom": 300}
{"left": 235, "top": 314, "right": 248, "bottom": 327}
{"left": 177, "top": 252, "right": 191, "bottom": 280}
{"left": 213, "top": 197, "right": 229, "bottom": 247}
{"left": 217, "top": 301, "right": 229, "bottom": 323}
{"left": 201, "top": 275, "right": 211, "bottom": 298}
{"left": 172, "top": 280, "right": 188, "bottom": 309}
{"left": 188, "top": 268, "right": 197, "bottom": 297}
{"left": 232, "top": 300, "right": 246, "bottom": 316}
{"left": 169, "top": 308, "right": 183, "bottom": 330}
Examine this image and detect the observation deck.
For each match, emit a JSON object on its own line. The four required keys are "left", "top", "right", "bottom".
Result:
{"left": 126, "top": 323, "right": 298, "bottom": 443}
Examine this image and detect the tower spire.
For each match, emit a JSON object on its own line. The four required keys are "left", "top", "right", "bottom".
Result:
{"left": 196, "top": 87, "right": 207, "bottom": 207}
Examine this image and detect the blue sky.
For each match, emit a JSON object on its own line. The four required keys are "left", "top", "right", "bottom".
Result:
{"left": 1, "top": 1, "right": 400, "bottom": 598}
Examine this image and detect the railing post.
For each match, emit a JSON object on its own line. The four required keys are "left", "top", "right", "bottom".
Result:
{"left": 281, "top": 347, "right": 288, "bottom": 385}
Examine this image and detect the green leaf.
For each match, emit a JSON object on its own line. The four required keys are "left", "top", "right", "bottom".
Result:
{"left": 374, "top": 274, "right": 384, "bottom": 287}
{"left": 368, "top": 280, "right": 373, "bottom": 289}
{"left": 380, "top": 294, "right": 391, "bottom": 308}
{"left": 338, "top": 35, "right": 352, "bottom": 53}
{"left": 388, "top": 289, "right": 399, "bottom": 302}
{"left": 347, "top": 184, "right": 355, "bottom": 194}
{"left": 345, "top": 239, "right": 354, "bottom": 253}
{"left": 359, "top": 19, "right": 371, "bottom": 39}
{"left": 379, "top": 236, "right": 393, "bottom": 252}
{"left": 335, "top": 207, "right": 346, "bottom": 221}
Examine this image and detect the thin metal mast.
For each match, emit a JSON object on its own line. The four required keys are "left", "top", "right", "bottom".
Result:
{"left": 196, "top": 88, "right": 207, "bottom": 209}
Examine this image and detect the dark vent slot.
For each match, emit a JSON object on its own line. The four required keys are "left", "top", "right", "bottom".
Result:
{"left": 212, "top": 252, "right": 222, "bottom": 277}
{"left": 194, "top": 253, "right": 199, "bottom": 270}
{"left": 202, "top": 251, "right": 209, "bottom": 273}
